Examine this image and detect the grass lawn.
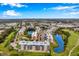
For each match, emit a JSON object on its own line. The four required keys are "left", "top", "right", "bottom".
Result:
{"left": 70, "top": 46, "right": 79, "bottom": 56}
{"left": 0, "top": 31, "right": 16, "bottom": 55}
{"left": 9, "top": 50, "right": 50, "bottom": 56}
{"left": 62, "top": 29, "right": 79, "bottom": 50}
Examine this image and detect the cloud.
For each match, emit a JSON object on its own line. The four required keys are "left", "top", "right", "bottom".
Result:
{"left": 3, "top": 10, "right": 21, "bottom": 16}
{"left": 50, "top": 6, "right": 77, "bottom": 10}
{"left": 42, "top": 5, "right": 78, "bottom": 12}
{"left": 0, "top": 3, "right": 28, "bottom": 8}
{"left": 69, "top": 11, "right": 79, "bottom": 15}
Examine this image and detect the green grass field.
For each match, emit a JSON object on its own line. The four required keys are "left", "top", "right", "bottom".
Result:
{"left": 0, "top": 31, "right": 17, "bottom": 55}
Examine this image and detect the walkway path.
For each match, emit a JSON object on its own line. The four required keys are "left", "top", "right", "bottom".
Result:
{"left": 68, "top": 38, "right": 79, "bottom": 56}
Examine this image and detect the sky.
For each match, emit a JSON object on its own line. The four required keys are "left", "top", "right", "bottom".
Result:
{"left": 0, "top": 3, "right": 79, "bottom": 19}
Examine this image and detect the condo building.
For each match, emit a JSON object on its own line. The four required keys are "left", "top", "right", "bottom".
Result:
{"left": 19, "top": 40, "right": 50, "bottom": 52}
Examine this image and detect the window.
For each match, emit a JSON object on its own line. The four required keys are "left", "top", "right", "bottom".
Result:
{"left": 41, "top": 46, "right": 44, "bottom": 51}
{"left": 24, "top": 45, "right": 26, "bottom": 50}
{"left": 27, "top": 45, "right": 32, "bottom": 50}
{"left": 35, "top": 46, "right": 40, "bottom": 50}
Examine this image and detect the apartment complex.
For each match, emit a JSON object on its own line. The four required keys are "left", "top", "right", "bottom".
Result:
{"left": 19, "top": 40, "right": 50, "bottom": 52}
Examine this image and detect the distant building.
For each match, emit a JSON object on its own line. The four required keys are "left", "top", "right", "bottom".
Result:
{"left": 0, "top": 30, "right": 5, "bottom": 34}
{"left": 31, "top": 31, "right": 38, "bottom": 40}
{"left": 47, "top": 33, "right": 54, "bottom": 44}
{"left": 18, "top": 26, "right": 26, "bottom": 35}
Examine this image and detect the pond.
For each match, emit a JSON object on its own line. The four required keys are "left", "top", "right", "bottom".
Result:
{"left": 54, "top": 34, "right": 64, "bottom": 53}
